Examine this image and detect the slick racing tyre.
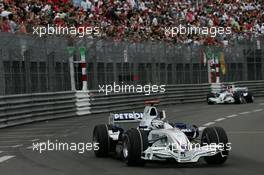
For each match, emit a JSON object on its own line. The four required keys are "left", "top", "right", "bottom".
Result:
{"left": 207, "top": 93, "right": 215, "bottom": 105}
{"left": 233, "top": 92, "right": 245, "bottom": 104}
{"left": 122, "top": 128, "right": 148, "bottom": 166}
{"left": 93, "top": 124, "right": 111, "bottom": 157}
{"left": 201, "top": 127, "right": 229, "bottom": 165}
{"left": 244, "top": 92, "right": 254, "bottom": 103}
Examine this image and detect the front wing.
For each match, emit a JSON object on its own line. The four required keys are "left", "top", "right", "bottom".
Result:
{"left": 208, "top": 97, "right": 235, "bottom": 104}
{"left": 142, "top": 144, "right": 226, "bottom": 163}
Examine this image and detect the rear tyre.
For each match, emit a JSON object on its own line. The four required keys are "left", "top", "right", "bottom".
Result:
{"left": 245, "top": 92, "right": 254, "bottom": 103}
{"left": 207, "top": 94, "right": 215, "bottom": 105}
{"left": 122, "top": 129, "right": 148, "bottom": 166}
{"left": 201, "top": 127, "right": 229, "bottom": 165}
{"left": 233, "top": 92, "right": 244, "bottom": 104}
{"left": 93, "top": 124, "right": 110, "bottom": 157}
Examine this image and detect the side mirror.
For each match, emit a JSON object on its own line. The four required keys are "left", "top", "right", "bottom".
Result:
{"left": 159, "top": 110, "right": 166, "bottom": 120}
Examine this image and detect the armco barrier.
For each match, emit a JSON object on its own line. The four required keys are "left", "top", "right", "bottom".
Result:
{"left": 212, "top": 81, "right": 264, "bottom": 97}
{"left": 86, "top": 84, "right": 210, "bottom": 114}
{"left": 75, "top": 91, "right": 91, "bottom": 115}
{"left": 0, "top": 91, "right": 76, "bottom": 128}
{"left": 0, "top": 81, "right": 263, "bottom": 127}
{"left": 79, "top": 80, "right": 264, "bottom": 115}
{"left": 233, "top": 81, "right": 264, "bottom": 97}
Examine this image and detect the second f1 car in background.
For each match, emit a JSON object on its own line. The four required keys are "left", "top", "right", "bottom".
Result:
{"left": 207, "top": 85, "right": 254, "bottom": 104}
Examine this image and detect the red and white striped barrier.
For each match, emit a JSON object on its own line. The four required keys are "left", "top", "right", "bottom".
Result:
{"left": 80, "top": 48, "right": 87, "bottom": 91}
{"left": 81, "top": 62, "right": 87, "bottom": 91}
{"left": 215, "top": 58, "right": 220, "bottom": 83}
{"left": 208, "top": 58, "right": 220, "bottom": 83}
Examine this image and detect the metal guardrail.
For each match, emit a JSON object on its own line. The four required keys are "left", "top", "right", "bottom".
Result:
{"left": 215, "top": 81, "right": 264, "bottom": 97}
{"left": 87, "top": 84, "right": 210, "bottom": 114}
{"left": 85, "top": 80, "right": 264, "bottom": 114}
{"left": 211, "top": 81, "right": 264, "bottom": 96}
{"left": 75, "top": 91, "right": 91, "bottom": 116}
{"left": 0, "top": 91, "right": 76, "bottom": 128}
{"left": 0, "top": 80, "right": 263, "bottom": 128}
{"left": 233, "top": 80, "right": 264, "bottom": 97}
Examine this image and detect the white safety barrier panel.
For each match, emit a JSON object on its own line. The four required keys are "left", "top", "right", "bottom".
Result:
{"left": 75, "top": 91, "right": 91, "bottom": 115}
{"left": 0, "top": 80, "right": 263, "bottom": 127}
{"left": 0, "top": 91, "right": 76, "bottom": 128}
{"left": 86, "top": 84, "right": 210, "bottom": 114}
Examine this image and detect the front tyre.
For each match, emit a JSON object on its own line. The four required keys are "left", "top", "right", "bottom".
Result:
{"left": 93, "top": 124, "right": 110, "bottom": 157}
{"left": 201, "top": 127, "right": 229, "bottom": 165}
{"left": 122, "top": 129, "right": 148, "bottom": 166}
{"left": 233, "top": 92, "right": 244, "bottom": 104}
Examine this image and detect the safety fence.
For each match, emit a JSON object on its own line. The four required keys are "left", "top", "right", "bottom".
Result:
{"left": 86, "top": 84, "right": 210, "bottom": 114}
{"left": 0, "top": 80, "right": 264, "bottom": 128}
{"left": 79, "top": 80, "right": 264, "bottom": 114}
{"left": 0, "top": 91, "right": 76, "bottom": 128}
{"left": 1, "top": 32, "right": 263, "bottom": 95}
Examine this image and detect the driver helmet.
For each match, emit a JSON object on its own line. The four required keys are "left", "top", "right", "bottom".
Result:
{"left": 151, "top": 119, "right": 164, "bottom": 129}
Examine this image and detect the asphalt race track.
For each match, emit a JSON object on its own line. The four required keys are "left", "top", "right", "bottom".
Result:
{"left": 0, "top": 99, "right": 264, "bottom": 175}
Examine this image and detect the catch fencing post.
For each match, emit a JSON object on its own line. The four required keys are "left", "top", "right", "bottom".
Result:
{"left": 80, "top": 47, "right": 88, "bottom": 91}
{"left": 67, "top": 47, "right": 76, "bottom": 91}
{"left": 208, "top": 60, "right": 212, "bottom": 83}
{"left": 24, "top": 50, "right": 32, "bottom": 93}
{"left": 215, "top": 58, "right": 220, "bottom": 83}
{"left": 0, "top": 49, "right": 4, "bottom": 95}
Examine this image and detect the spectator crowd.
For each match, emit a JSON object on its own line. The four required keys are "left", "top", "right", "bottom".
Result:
{"left": 0, "top": 0, "right": 263, "bottom": 45}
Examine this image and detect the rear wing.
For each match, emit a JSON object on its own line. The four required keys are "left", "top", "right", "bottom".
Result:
{"left": 234, "top": 87, "right": 248, "bottom": 92}
{"left": 109, "top": 112, "right": 143, "bottom": 125}
{"left": 220, "top": 84, "right": 248, "bottom": 93}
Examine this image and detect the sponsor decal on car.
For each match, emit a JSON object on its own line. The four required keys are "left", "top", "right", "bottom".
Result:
{"left": 113, "top": 113, "right": 143, "bottom": 121}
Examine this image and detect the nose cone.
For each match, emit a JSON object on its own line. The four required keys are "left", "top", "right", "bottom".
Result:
{"left": 168, "top": 128, "right": 190, "bottom": 150}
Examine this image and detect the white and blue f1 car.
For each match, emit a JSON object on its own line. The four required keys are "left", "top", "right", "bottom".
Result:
{"left": 207, "top": 86, "right": 254, "bottom": 104}
{"left": 93, "top": 100, "right": 230, "bottom": 166}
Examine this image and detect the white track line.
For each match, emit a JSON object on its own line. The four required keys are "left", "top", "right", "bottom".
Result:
{"left": 0, "top": 146, "right": 13, "bottom": 148}
{"left": 239, "top": 111, "right": 251, "bottom": 115}
{"left": 228, "top": 131, "right": 264, "bottom": 134}
{"left": 201, "top": 109, "right": 262, "bottom": 131}
{"left": 226, "top": 114, "right": 238, "bottom": 118}
{"left": 259, "top": 103, "right": 264, "bottom": 106}
{"left": 30, "top": 139, "right": 40, "bottom": 142}
{"left": 0, "top": 135, "right": 50, "bottom": 139}
{"left": 0, "top": 151, "right": 3, "bottom": 154}
{"left": 11, "top": 144, "right": 23, "bottom": 148}
{"left": 252, "top": 109, "right": 263, "bottom": 112}
{"left": 69, "top": 132, "right": 78, "bottom": 135}
{"left": 26, "top": 146, "right": 34, "bottom": 150}
{"left": 0, "top": 156, "right": 15, "bottom": 163}
{"left": 215, "top": 118, "right": 226, "bottom": 122}
{"left": 203, "top": 122, "right": 216, "bottom": 126}
{"left": 0, "top": 140, "right": 28, "bottom": 143}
